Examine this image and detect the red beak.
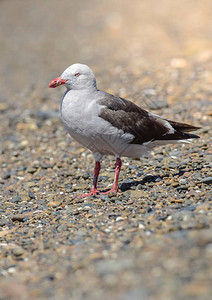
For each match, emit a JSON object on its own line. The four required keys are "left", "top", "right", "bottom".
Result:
{"left": 49, "top": 76, "right": 68, "bottom": 88}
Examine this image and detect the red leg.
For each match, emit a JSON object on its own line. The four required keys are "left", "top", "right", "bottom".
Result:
{"left": 102, "top": 157, "right": 122, "bottom": 195}
{"left": 77, "top": 161, "right": 101, "bottom": 198}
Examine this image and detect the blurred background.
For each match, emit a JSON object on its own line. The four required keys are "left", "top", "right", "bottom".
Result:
{"left": 1, "top": 2, "right": 212, "bottom": 299}
{"left": 1, "top": 0, "right": 212, "bottom": 99}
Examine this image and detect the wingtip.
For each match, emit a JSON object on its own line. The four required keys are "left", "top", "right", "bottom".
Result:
{"left": 184, "top": 133, "right": 200, "bottom": 139}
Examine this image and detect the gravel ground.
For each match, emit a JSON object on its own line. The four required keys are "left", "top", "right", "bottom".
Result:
{"left": 0, "top": 1, "right": 212, "bottom": 299}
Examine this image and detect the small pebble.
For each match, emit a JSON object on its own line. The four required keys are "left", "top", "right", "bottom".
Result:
{"left": 201, "top": 177, "right": 212, "bottom": 184}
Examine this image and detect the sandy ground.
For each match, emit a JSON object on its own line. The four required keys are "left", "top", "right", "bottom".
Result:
{"left": 0, "top": 0, "right": 212, "bottom": 299}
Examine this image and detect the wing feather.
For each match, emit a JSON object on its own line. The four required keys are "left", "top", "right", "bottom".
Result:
{"left": 98, "top": 92, "right": 200, "bottom": 144}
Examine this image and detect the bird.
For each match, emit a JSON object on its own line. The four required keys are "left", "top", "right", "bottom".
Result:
{"left": 49, "top": 63, "right": 200, "bottom": 198}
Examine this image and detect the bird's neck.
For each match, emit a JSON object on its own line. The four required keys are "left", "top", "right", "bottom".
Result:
{"left": 66, "top": 85, "right": 98, "bottom": 92}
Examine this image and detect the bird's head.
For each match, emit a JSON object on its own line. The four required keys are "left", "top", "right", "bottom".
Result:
{"left": 49, "top": 63, "right": 96, "bottom": 90}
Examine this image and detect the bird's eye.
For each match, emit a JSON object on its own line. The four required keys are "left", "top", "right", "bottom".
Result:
{"left": 75, "top": 73, "right": 80, "bottom": 77}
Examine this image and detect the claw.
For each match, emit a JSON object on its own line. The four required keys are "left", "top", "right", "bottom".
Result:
{"left": 77, "top": 187, "right": 100, "bottom": 198}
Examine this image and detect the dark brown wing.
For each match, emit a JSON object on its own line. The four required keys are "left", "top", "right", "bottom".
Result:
{"left": 98, "top": 92, "right": 200, "bottom": 145}
{"left": 167, "top": 119, "right": 201, "bottom": 132}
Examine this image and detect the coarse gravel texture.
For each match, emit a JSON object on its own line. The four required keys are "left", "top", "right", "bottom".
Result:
{"left": 0, "top": 1, "right": 212, "bottom": 300}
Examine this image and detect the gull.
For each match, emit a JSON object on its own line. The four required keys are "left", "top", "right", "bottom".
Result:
{"left": 49, "top": 63, "right": 200, "bottom": 197}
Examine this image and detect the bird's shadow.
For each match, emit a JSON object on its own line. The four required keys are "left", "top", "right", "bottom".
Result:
{"left": 119, "top": 169, "right": 186, "bottom": 192}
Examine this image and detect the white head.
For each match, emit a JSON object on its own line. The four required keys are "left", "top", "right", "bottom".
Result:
{"left": 49, "top": 63, "right": 97, "bottom": 90}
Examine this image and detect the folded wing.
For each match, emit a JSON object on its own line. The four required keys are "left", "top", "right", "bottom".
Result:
{"left": 98, "top": 92, "right": 200, "bottom": 145}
